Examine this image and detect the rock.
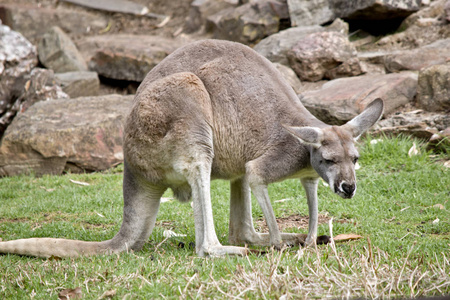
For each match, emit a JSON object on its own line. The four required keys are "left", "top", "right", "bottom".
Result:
{"left": 0, "top": 4, "right": 109, "bottom": 44}
{"left": 326, "top": 18, "right": 349, "bottom": 36}
{"left": 1, "top": 68, "right": 69, "bottom": 137}
{"left": 373, "top": 110, "right": 450, "bottom": 141}
{"left": 375, "top": 1, "right": 450, "bottom": 51}
{"left": 332, "top": 0, "right": 421, "bottom": 20}
{"left": 287, "top": 0, "right": 334, "bottom": 27}
{"left": 273, "top": 63, "right": 302, "bottom": 93}
{"left": 402, "top": 0, "right": 448, "bottom": 28}
{"left": 17, "top": 68, "right": 68, "bottom": 112}
{"left": 287, "top": 31, "right": 364, "bottom": 82}
{"left": 0, "top": 94, "right": 134, "bottom": 177}
{"left": 0, "top": 23, "right": 37, "bottom": 112}
{"left": 38, "top": 26, "right": 87, "bottom": 73}
{"left": 253, "top": 19, "right": 348, "bottom": 66}
{"left": 184, "top": 0, "right": 236, "bottom": 33}
{"left": 446, "top": 0, "right": 450, "bottom": 21}
{"left": 55, "top": 71, "right": 100, "bottom": 98}
{"left": 417, "top": 64, "right": 450, "bottom": 112}
{"left": 287, "top": 0, "right": 420, "bottom": 27}
{"left": 254, "top": 25, "right": 326, "bottom": 65}
{"left": 298, "top": 72, "right": 418, "bottom": 124}
{"left": 0, "top": 23, "right": 38, "bottom": 136}
{"left": 383, "top": 39, "right": 450, "bottom": 72}
{"left": 77, "top": 35, "right": 186, "bottom": 82}
{"left": 207, "top": 0, "right": 286, "bottom": 45}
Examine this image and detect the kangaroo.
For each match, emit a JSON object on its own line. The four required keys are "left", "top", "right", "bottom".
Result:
{"left": 0, "top": 39, "right": 383, "bottom": 258}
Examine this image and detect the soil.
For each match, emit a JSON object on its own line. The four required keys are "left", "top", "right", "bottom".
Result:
{"left": 254, "top": 214, "right": 337, "bottom": 233}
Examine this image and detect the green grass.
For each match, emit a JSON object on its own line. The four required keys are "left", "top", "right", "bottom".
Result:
{"left": 0, "top": 136, "right": 449, "bottom": 299}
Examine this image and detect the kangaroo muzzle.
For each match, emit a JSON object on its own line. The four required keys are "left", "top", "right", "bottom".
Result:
{"left": 335, "top": 181, "right": 356, "bottom": 199}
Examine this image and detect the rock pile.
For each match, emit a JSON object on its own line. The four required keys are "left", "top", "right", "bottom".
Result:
{"left": 0, "top": 0, "right": 448, "bottom": 176}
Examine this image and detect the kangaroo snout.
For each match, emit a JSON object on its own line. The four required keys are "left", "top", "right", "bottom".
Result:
{"left": 336, "top": 181, "right": 356, "bottom": 199}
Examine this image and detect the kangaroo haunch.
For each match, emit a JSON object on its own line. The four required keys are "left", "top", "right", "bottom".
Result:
{"left": 0, "top": 39, "right": 384, "bottom": 258}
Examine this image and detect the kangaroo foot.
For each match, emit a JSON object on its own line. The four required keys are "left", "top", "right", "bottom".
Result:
{"left": 199, "top": 245, "right": 251, "bottom": 257}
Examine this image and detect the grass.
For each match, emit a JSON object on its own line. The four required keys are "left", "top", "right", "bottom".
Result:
{"left": 0, "top": 136, "right": 449, "bottom": 299}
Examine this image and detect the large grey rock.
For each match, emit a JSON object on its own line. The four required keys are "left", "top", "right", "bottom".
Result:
{"left": 254, "top": 25, "right": 326, "bottom": 65}
{"left": 287, "top": 0, "right": 334, "bottom": 27}
{"left": 254, "top": 19, "right": 348, "bottom": 66}
{"left": 375, "top": 1, "right": 450, "bottom": 51}
{"left": 0, "top": 94, "right": 134, "bottom": 177}
{"left": 0, "top": 23, "right": 37, "bottom": 112}
{"left": 0, "top": 4, "right": 109, "bottom": 44}
{"left": 331, "top": 0, "right": 421, "bottom": 20}
{"left": 298, "top": 72, "right": 418, "bottom": 124}
{"left": 15, "top": 68, "right": 69, "bottom": 113}
{"left": 78, "top": 35, "right": 187, "bottom": 82}
{"left": 1, "top": 68, "right": 68, "bottom": 138}
{"left": 287, "top": 0, "right": 421, "bottom": 27}
{"left": 401, "top": 0, "right": 448, "bottom": 28}
{"left": 208, "top": 0, "right": 286, "bottom": 45}
{"left": 446, "top": 0, "right": 450, "bottom": 21}
{"left": 55, "top": 71, "right": 100, "bottom": 98}
{"left": 373, "top": 110, "right": 450, "bottom": 142}
{"left": 287, "top": 31, "right": 364, "bottom": 82}
{"left": 0, "top": 23, "right": 38, "bottom": 136}
{"left": 383, "top": 39, "right": 450, "bottom": 72}
{"left": 38, "top": 26, "right": 87, "bottom": 73}
{"left": 417, "top": 64, "right": 450, "bottom": 112}
{"left": 184, "top": 0, "right": 237, "bottom": 33}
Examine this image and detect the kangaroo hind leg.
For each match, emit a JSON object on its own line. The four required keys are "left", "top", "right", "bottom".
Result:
{"left": 106, "top": 161, "right": 166, "bottom": 253}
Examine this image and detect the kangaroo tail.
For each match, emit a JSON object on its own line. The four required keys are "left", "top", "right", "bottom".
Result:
{"left": 0, "top": 239, "right": 112, "bottom": 258}
{"left": 0, "top": 162, "right": 165, "bottom": 258}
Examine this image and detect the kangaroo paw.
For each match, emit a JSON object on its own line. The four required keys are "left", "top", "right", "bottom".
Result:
{"left": 200, "top": 245, "right": 250, "bottom": 257}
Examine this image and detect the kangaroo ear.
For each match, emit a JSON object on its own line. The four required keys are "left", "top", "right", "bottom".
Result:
{"left": 343, "top": 98, "right": 384, "bottom": 140}
{"left": 282, "top": 125, "right": 324, "bottom": 148}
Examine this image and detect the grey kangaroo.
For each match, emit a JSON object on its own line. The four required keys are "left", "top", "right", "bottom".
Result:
{"left": 0, "top": 39, "right": 383, "bottom": 257}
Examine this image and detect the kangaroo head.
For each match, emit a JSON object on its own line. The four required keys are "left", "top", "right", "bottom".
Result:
{"left": 284, "top": 98, "right": 384, "bottom": 199}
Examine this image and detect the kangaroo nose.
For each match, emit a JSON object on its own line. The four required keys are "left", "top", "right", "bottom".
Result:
{"left": 342, "top": 182, "right": 356, "bottom": 197}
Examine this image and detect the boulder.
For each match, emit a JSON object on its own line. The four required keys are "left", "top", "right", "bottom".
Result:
{"left": 298, "top": 72, "right": 418, "bottom": 124}
{"left": 0, "top": 23, "right": 37, "bottom": 113}
{"left": 383, "top": 39, "right": 450, "bottom": 72}
{"left": 1, "top": 68, "right": 68, "bottom": 138}
{"left": 77, "top": 35, "right": 187, "bottom": 82}
{"left": 15, "top": 68, "right": 69, "bottom": 113}
{"left": 331, "top": 0, "right": 421, "bottom": 20}
{"left": 55, "top": 71, "right": 100, "bottom": 98}
{"left": 375, "top": 1, "right": 450, "bottom": 51}
{"left": 0, "top": 94, "right": 134, "bottom": 177}
{"left": 254, "top": 25, "right": 326, "bottom": 65}
{"left": 287, "top": 0, "right": 420, "bottom": 27}
{"left": 253, "top": 19, "right": 348, "bottom": 66}
{"left": 184, "top": 0, "right": 237, "bottom": 33}
{"left": 207, "top": 0, "right": 287, "bottom": 45}
{"left": 38, "top": 26, "right": 87, "bottom": 73}
{"left": 0, "top": 4, "right": 109, "bottom": 44}
{"left": 373, "top": 110, "right": 450, "bottom": 142}
{"left": 401, "top": 0, "right": 448, "bottom": 28}
{"left": 0, "top": 23, "right": 38, "bottom": 136}
{"left": 287, "top": 0, "right": 334, "bottom": 27}
{"left": 287, "top": 31, "right": 364, "bottom": 82}
{"left": 446, "top": 0, "right": 450, "bottom": 21}
{"left": 273, "top": 63, "right": 302, "bottom": 93}
{"left": 417, "top": 64, "right": 450, "bottom": 112}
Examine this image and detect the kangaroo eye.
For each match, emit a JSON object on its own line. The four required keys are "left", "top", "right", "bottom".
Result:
{"left": 325, "top": 159, "right": 335, "bottom": 164}
{"left": 353, "top": 157, "right": 359, "bottom": 164}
